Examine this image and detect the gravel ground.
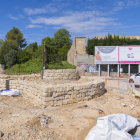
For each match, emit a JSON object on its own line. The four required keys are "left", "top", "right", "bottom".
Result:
{"left": 0, "top": 87, "right": 140, "bottom": 140}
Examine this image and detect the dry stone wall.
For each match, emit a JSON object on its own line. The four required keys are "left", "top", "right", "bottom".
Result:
{"left": 0, "top": 76, "right": 105, "bottom": 107}
{"left": 43, "top": 69, "right": 79, "bottom": 80}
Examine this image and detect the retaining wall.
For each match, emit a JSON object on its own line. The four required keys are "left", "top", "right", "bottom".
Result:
{"left": 43, "top": 69, "right": 79, "bottom": 80}
{"left": 0, "top": 76, "right": 105, "bottom": 107}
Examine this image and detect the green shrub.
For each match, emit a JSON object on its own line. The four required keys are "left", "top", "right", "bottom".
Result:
{"left": 5, "top": 58, "right": 42, "bottom": 74}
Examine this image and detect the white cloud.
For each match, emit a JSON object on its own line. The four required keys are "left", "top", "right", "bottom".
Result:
{"left": 8, "top": 15, "right": 18, "bottom": 20}
{"left": 8, "top": 14, "right": 25, "bottom": 20}
{"left": 113, "top": 0, "right": 139, "bottom": 11}
{"left": 18, "top": 14, "right": 24, "bottom": 18}
{"left": 24, "top": 3, "right": 58, "bottom": 15}
{"left": 28, "top": 11, "right": 115, "bottom": 34}
{"left": 26, "top": 25, "right": 43, "bottom": 28}
{"left": 24, "top": 8, "right": 47, "bottom": 15}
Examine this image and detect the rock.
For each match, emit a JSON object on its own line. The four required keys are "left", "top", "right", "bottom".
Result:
{"left": 108, "top": 99, "right": 110, "bottom": 102}
{"left": 0, "top": 131, "right": 4, "bottom": 138}
{"left": 116, "top": 98, "right": 120, "bottom": 100}
{"left": 121, "top": 103, "right": 126, "bottom": 107}
{"left": 59, "top": 124, "right": 63, "bottom": 127}
{"left": 93, "top": 106, "right": 104, "bottom": 113}
{"left": 71, "top": 124, "right": 75, "bottom": 126}
{"left": 12, "top": 114, "right": 19, "bottom": 117}
{"left": 129, "top": 105, "right": 134, "bottom": 110}
{"left": 69, "top": 116, "right": 74, "bottom": 119}
{"left": 40, "top": 117, "right": 48, "bottom": 126}
{"left": 27, "top": 134, "right": 30, "bottom": 137}
{"left": 76, "top": 105, "right": 87, "bottom": 108}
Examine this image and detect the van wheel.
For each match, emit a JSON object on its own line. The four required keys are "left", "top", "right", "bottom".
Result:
{"left": 129, "top": 79, "right": 134, "bottom": 83}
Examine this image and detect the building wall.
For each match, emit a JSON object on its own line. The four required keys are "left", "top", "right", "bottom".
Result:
{"left": 75, "top": 37, "right": 86, "bottom": 54}
{"left": 76, "top": 55, "right": 95, "bottom": 70}
{"left": 67, "top": 37, "right": 86, "bottom": 65}
{"left": 67, "top": 38, "right": 75, "bottom": 65}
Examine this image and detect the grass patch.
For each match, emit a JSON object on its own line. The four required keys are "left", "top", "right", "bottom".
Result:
{"left": 4, "top": 60, "right": 76, "bottom": 75}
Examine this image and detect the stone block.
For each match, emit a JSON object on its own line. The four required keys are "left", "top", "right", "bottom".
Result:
{"left": 82, "top": 89, "right": 88, "bottom": 93}
{"left": 71, "top": 94, "right": 76, "bottom": 99}
{"left": 86, "top": 92, "right": 91, "bottom": 96}
{"left": 84, "top": 96, "right": 90, "bottom": 101}
{"left": 68, "top": 91, "right": 73, "bottom": 95}
{"left": 54, "top": 96, "right": 65, "bottom": 100}
{"left": 58, "top": 100, "right": 63, "bottom": 106}
{"left": 67, "top": 99, "right": 74, "bottom": 104}
{"left": 81, "top": 93, "right": 86, "bottom": 97}
{"left": 73, "top": 98, "right": 78, "bottom": 103}
{"left": 82, "top": 85, "right": 86, "bottom": 89}
{"left": 74, "top": 90, "right": 79, "bottom": 94}
{"left": 63, "top": 100, "right": 68, "bottom": 105}
{"left": 78, "top": 97, "right": 84, "bottom": 102}
{"left": 77, "top": 94, "right": 81, "bottom": 98}
{"left": 65, "top": 95, "right": 71, "bottom": 99}
{"left": 74, "top": 85, "right": 81, "bottom": 90}
{"left": 61, "top": 92, "right": 67, "bottom": 95}
{"left": 67, "top": 86, "right": 74, "bottom": 91}
{"left": 53, "top": 92, "right": 61, "bottom": 98}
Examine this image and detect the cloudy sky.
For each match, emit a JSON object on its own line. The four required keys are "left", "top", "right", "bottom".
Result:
{"left": 0, "top": 0, "right": 140, "bottom": 45}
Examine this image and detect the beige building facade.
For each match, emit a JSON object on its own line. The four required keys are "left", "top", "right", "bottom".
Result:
{"left": 67, "top": 37, "right": 95, "bottom": 71}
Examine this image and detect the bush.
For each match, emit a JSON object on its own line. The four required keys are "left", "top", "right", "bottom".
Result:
{"left": 4, "top": 49, "right": 17, "bottom": 68}
{"left": 17, "top": 50, "right": 32, "bottom": 64}
{"left": 5, "top": 58, "right": 42, "bottom": 74}
{"left": 48, "top": 61, "right": 76, "bottom": 69}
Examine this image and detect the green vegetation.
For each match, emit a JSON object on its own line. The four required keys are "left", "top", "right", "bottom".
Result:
{"left": 0, "top": 40, "right": 19, "bottom": 65}
{"left": 0, "top": 27, "right": 74, "bottom": 74}
{"left": 4, "top": 60, "right": 76, "bottom": 74}
{"left": 5, "top": 27, "right": 27, "bottom": 48}
{"left": 0, "top": 39, "right": 3, "bottom": 47}
{"left": 86, "top": 34, "right": 140, "bottom": 55}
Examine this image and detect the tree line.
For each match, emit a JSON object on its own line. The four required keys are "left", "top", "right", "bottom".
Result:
{"left": 86, "top": 34, "right": 140, "bottom": 55}
{"left": 0, "top": 27, "right": 72, "bottom": 69}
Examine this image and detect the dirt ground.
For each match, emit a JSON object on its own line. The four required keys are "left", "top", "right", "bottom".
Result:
{"left": 0, "top": 87, "right": 140, "bottom": 140}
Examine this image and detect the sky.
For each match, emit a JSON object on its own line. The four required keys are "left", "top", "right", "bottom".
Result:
{"left": 0, "top": 0, "right": 140, "bottom": 46}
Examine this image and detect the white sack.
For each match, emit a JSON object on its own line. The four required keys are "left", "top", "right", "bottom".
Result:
{"left": 85, "top": 114, "right": 140, "bottom": 140}
{"left": 0, "top": 89, "right": 22, "bottom": 96}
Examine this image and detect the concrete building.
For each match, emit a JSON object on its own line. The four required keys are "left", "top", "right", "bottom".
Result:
{"left": 67, "top": 37, "right": 95, "bottom": 71}
{"left": 67, "top": 36, "right": 140, "bottom": 77}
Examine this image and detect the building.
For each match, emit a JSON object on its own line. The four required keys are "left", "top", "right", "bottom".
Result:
{"left": 67, "top": 36, "right": 140, "bottom": 76}
{"left": 67, "top": 37, "right": 95, "bottom": 71}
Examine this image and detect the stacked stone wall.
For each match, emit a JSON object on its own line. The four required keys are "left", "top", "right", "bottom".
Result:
{"left": 43, "top": 69, "right": 79, "bottom": 80}
{"left": 0, "top": 76, "right": 105, "bottom": 107}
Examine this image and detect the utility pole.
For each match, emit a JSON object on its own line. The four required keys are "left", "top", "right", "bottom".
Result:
{"left": 41, "top": 42, "right": 45, "bottom": 80}
{"left": 43, "top": 42, "right": 45, "bottom": 70}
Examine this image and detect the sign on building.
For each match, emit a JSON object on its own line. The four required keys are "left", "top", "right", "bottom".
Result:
{"left": 95, "top": 46, "right": 140, "bottom": 64}
{"left": 119, "top": 46, "right": 140, "bottom": 64}
{"left": 95, "top": 46, "right": 118, "bottom": 64}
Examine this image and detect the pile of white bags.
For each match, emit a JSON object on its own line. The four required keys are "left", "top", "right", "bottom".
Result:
{"left": 85, "top": 114, "right": 140, "bottom": 140}
{"left": 0, "top": 89, "right": 22, "bottom": 97}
